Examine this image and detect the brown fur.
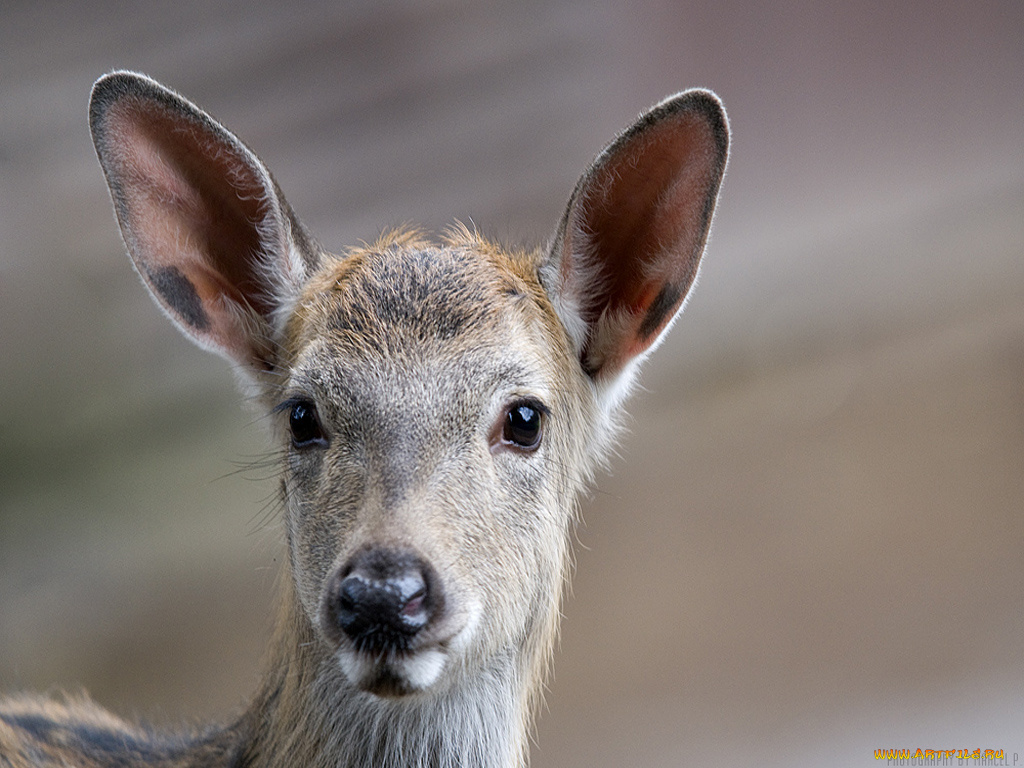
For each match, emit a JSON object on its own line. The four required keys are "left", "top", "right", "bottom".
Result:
{"left": 0, "top": 72, "right": 728, "bottom": 768}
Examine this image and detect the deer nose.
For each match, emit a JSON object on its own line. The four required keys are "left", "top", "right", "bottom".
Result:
{"left": 324, "top": 549, "right": 439, "bottom": 653}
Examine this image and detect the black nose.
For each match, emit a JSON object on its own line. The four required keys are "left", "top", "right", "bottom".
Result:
{"left": 324, "top": 548, "right": 439, "bottom": 653}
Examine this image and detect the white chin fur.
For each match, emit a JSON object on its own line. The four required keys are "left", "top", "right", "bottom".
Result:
{"left": 337, "top": 647, "right": 448, "bottom": 693}
{"left": 399, "top": 648, "right": 447, "bottom": 689}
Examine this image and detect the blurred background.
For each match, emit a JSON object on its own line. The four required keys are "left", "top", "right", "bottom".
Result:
{"left": 1, "top": 1, "right": 1023, "bottom": 765}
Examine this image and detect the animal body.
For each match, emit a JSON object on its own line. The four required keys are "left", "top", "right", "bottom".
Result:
{"left": 0, "top": 71, "right": 728, "bottom": 767}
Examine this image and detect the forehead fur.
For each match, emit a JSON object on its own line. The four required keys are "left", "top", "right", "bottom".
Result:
{"left": 286, "top": 227, "right": 556, "bottom": 365}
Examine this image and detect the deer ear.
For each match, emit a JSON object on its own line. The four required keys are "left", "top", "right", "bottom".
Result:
{"left": 545, "top": 90, "right": 728, "bottom": 387}
{"left": 89, "top": 71, "right": 320, "bottom": 379}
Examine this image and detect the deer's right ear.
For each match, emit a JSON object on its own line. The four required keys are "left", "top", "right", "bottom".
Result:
{"left": 89, "top": 71, "right": 320, "bottom": 379}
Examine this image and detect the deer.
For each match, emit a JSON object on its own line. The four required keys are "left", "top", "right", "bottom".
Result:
{"left": 0, "top": 71, "right": 728, "bottom": 768}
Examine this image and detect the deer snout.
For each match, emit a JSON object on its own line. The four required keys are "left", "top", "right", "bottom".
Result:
{"left": 324, "top": 548, "right": 442, "bottom": 655}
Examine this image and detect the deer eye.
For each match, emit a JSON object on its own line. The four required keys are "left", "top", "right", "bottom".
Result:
{"left": 285, "top": 399, "right": 327, "bottom": 448}
{"left": 502, "top": 400, "right": 545, "bottom": 451}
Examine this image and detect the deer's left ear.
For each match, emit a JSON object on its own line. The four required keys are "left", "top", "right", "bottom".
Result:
{"left": 544, "top": 90, "right": 728, "bottom": 386}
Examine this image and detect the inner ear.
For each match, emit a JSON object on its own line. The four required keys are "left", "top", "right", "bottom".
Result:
{"left": 570, "top": 115, "right": 721, "bottom": 339}
{"left": 89, "top": 72, "right": 312, "bottom": 376}
{"left": 103, "top": 103, "right": 277, "bottom": 325}
{"left": 551, "top": 91, "right": 729, "bottom": 380}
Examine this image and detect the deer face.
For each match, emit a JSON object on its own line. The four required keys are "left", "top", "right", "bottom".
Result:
{"left": 277, "top": 236, "right": 591, "bottom": 696}
{"left": 88, "top": 71, "right": 727, "bottom": 707}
